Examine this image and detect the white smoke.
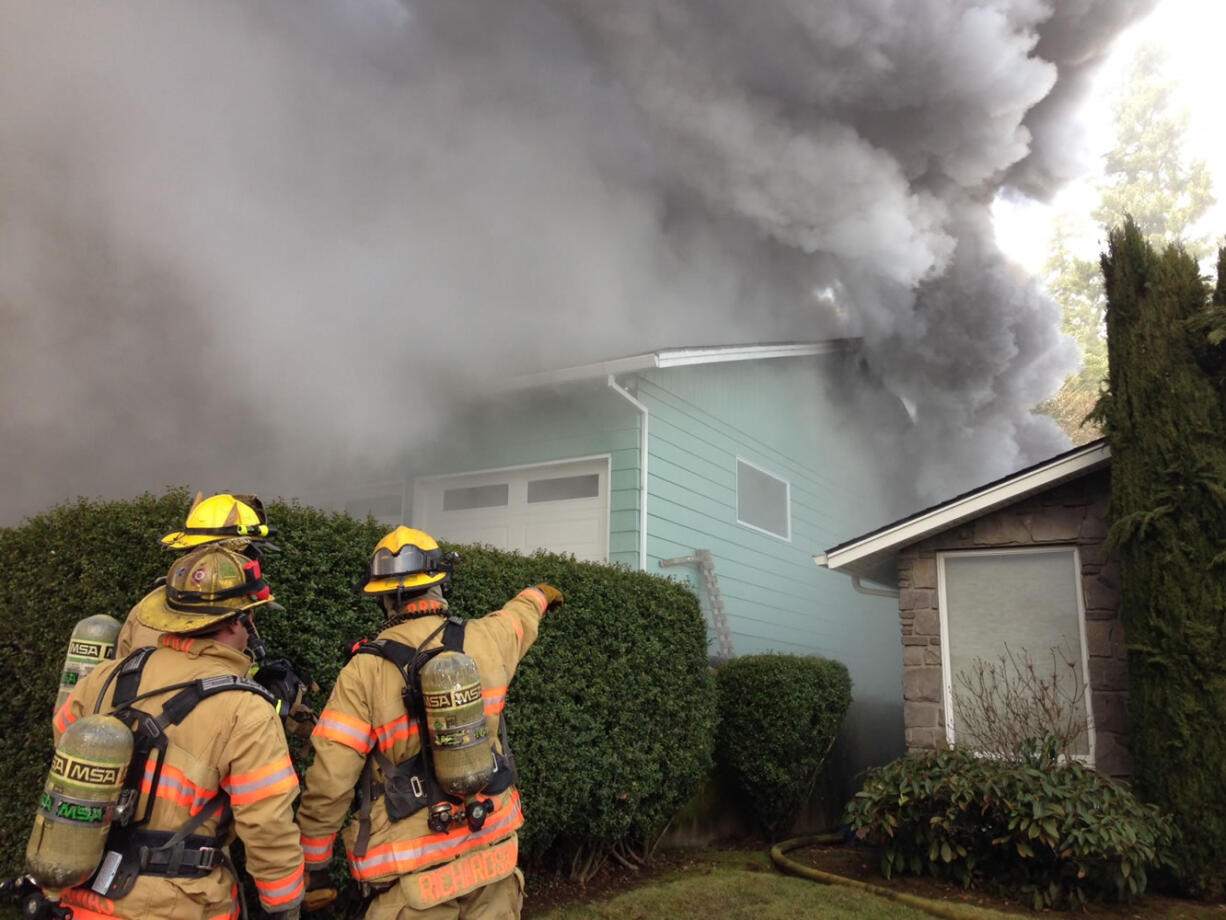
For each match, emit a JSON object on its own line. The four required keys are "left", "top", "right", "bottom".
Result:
{"left": 0, "top": 0, "right": 1156, "bottom": 522}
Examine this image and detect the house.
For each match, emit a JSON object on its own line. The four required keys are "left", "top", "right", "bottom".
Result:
{"left": 341, "top": 340, "right": 916, "bottom": 781}
{"left": 815, "top": 438, "right": 1131, "bottom": 777}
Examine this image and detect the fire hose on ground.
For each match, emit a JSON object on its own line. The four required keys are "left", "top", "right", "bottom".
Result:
{"left": 770, "top": 834, "right": 987, "bottom": 920}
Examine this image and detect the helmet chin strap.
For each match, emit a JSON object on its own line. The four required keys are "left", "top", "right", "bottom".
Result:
{"left": 241, "top": 613, "right": 268, "bottom": 663}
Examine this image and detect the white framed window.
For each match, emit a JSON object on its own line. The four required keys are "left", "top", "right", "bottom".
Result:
{"left": 937, "top": 547, "right": 1094, "bottom": 764}
{"left": 736, "top": 458, "right": 791, "bottom": 541}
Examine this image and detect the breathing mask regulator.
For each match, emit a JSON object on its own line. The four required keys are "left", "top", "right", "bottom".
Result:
{"left": 240, "top": 615, "right": 319, "bottom": 738}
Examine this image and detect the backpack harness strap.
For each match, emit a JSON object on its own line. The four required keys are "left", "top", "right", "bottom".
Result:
{"left": 347, "top": 616, "right": 518, "bottom": 857}
{"left": 86, "top": 647, "right": 277, "bottom": 898}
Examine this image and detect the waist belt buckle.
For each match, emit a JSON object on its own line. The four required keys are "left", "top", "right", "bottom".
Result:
{"left": 196, "top": 847, "right": 219, "bottom": 871}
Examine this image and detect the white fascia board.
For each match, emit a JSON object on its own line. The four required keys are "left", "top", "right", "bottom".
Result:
{"left": 654, "top": 341, "right": 851, "bottom": 367}
{"left": 820, "top": 441, "right": 1111, "bottom": 577}
{"left": 498, "top": 340, "right": 854, "bottom": 392}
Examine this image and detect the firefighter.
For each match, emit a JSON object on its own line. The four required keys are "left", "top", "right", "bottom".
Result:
{"left": 115, "top": 492, "right": 276, "bottom": 656}
{"left": 49, "top": 543, "right": 305, "bottom": 920}
{"left": 295, "top": 526, "right": 563, "bottom": 919}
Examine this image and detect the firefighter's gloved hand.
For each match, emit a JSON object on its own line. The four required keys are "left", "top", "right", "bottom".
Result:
{"left": 303, "top": 870, "right": 337, "bottom": 912}
{"left": 534, "top": 584, "right": 564, "bottom": 611}
{"left": 252, "top": 659, "right": 318, "bottom": 735}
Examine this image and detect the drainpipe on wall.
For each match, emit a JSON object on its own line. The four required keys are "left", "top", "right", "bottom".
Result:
{"left": 607, "top": 375, "right": 648, "bottom": 571}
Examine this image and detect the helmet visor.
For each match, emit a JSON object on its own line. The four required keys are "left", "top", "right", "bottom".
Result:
{"left": 370, "top": 544, "right": 441, "bottom": 578}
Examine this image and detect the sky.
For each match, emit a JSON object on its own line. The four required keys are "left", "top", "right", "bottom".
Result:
{"left": 993, "top": 0, "right": 1226, "bottom": 273}
{"left": 0, "top": 1, "right": 1184, "bottom": 526}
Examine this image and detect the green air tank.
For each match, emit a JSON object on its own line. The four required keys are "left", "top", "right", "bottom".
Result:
{"left": 55, "top": 614, "right": 122, "bottom": 715}
{"left": 419, "top": 651, "right": 494, "bottom": 797}
{"left": 26, "top": 714, "right": 133, "bottom": 890}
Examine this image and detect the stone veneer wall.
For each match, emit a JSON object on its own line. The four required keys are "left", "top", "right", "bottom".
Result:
{"left": 896, "top": 469, "right": 1131, "bottom": 777}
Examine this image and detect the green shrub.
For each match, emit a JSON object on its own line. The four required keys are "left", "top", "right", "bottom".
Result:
{"left": 0, "top": 491, "right": 716, "bottom": 902}
{"left": 843, "top": 743, "right": 1175, "bottom": 909}
{"left": 714, "top": 654, "right": 851, "bottom": 839}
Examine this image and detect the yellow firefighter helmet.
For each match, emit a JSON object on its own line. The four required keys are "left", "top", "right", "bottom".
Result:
{"left": 138, "top": 543, "right": 281, "bottom": 634}
{"left": 160, "top": 492, "right": 274, "bottom": 550}
{"left": 358, "top": 526, "right": 453, "bottom": 596}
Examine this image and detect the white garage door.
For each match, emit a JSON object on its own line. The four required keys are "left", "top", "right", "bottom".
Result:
{"left": 412, "top": 457, "right": 609, "bottom": 562}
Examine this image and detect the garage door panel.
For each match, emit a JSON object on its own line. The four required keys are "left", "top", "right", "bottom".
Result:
{"left": 415, "top": 458, "right": 609, "bottom": 562}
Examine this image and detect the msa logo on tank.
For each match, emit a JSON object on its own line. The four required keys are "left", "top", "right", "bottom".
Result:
{"left": 423, "top": 685, "right": 483, "bottom": 709}
{"left": 68, "top": 639, "right": 115, "bottom": 660}
{"left": 51, "top": 753, "right": 124, "bottom": 787}
{"left": 39, "top": 792, "right": 107, "bottom": 825}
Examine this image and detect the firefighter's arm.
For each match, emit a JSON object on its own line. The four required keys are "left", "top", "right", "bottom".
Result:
{"left": 482, "top": 587, "right": 552, "bottom": 664}
{"left": 51, "top": 660, "right": 110, "bottom": 741}
{"left": 296, "top": 662, "right": 374, "bottom": 880}
{"left": 224, "top": 702, "right": 305, "bottom": 915}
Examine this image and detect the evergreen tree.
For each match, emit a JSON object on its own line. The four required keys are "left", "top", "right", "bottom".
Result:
{"left": 1042, "top": 44, "right": 1214, "bottom": 443}
{"left": 1094, "top": 219, "right": 1226, "bottom": 896}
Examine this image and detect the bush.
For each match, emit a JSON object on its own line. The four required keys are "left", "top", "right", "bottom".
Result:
{"left": 843, "top": 743, "right": 1175, "bottom": 909}
{"left": 0, "top": 491, "right": 717, "bottom": 899}
{"left": 714, "top": 654, "right": 851, "bottom": 839}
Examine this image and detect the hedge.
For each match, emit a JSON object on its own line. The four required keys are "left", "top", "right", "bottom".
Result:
{"left": 714, "top": 653, "right": 851, "bottom": 839}
{"left": 0, "top": 491, "right": 716, "bottom": 903}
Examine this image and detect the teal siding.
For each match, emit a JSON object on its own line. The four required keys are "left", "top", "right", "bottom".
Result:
{"left": 404, "top": 357, "right": 908, "bottom": 772}
{"left": 634, "top": 357, "right": 906, "bottom": 770}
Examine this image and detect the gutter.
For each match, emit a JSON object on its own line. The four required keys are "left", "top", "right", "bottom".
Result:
{"left": 812, "top": 554, "right": 900, "bottom": 598}
{"left": 607, "top": 375, "right": 648, "bottom": 571}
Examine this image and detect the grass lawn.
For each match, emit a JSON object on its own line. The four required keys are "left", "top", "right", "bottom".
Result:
{"left": 526, "top": 847, "right": 1027, "bottom": 920}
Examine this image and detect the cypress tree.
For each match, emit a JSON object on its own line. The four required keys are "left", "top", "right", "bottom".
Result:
{"left": 1094, "top": 220, "right": 1226, "bottom": 895}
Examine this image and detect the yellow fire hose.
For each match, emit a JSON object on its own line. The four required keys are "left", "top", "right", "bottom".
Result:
{"left": 770, "top": 835, "right": 989, "bottom": 920}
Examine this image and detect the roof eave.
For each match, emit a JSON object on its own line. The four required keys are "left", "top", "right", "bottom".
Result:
{"left": 817, "top": 440, "right": 1112, "bottom": 584}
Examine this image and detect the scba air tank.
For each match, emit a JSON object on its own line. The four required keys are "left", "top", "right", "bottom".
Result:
{"left": 419, "top": 651, "right": 494, "bottom": 797}
{"left": 26, "top": 714, "right": 133, "bottom": 890}
{"left": 55, "top": 615, "right": 122, "bottom": 714}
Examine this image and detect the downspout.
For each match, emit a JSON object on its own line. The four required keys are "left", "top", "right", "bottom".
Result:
{"left": 607, "top": 375, "right": 648, "bottom": 571}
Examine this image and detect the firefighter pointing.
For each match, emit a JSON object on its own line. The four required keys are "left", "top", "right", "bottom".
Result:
{"left": 35, "top": 543, "right": 306, "bottom": 920}
{"left": 295, "top": 526, "right": 563, "bottom": 919}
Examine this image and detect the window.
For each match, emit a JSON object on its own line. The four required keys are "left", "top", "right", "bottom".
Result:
{"left": 938, "top": 548, "right": 1093, "bottom": 760}
{"left": 443, "top": 483, "right": 509, "bottom": 511}
{"left": 736, "top": 459, "right": 790, "bottom": 540}
{"left": 527, "top": 473, "right": 600, "bottom": 503}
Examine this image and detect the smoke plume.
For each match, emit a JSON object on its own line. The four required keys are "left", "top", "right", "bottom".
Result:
{"left": 0, "top": 0, "right": 1156, "bottom": 522}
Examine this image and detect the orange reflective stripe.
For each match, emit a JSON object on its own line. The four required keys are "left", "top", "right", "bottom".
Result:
{"left": 301, "top": 831, "right": 336, "bottom": 866}
{"left": 348, "top": 790, "right": 524, "bottom": 880}
{"left": 159, "top": 635, "right": 196, "bottom": 653}
{"left": 373, "top": 712, "right": 420, "bottom": 751}
{"left": 482, "top": 686, "right": 506, "bottom": 716}
{"left": 206, "top": 885, "right": 241, "bottom": 920}
{"left": 53, "top": 702, "right": 77, "bottom": 734}
{"left": 61, "top": 888, "right": 117, "bottom": 918}
{"left": 313, "top": 709, "right": 375, "bottom": 754}
{"left": 521, "top": 587, "right": 547, "bottom": 614}
{"left": 141, "top": 759, "right": 219, "bottom": 815}
{"left": 255, "top": 863, "right": 305, "bottom": 908}
{"left": 494, "top": 609, "right": 524, "bottom": 643}
{"left": 224, "top": 754, "right": 298, "bottom": 805}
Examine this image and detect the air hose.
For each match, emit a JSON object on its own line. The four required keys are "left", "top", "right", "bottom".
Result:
{"left": 770, "top": 835, "right": 983, "bottom": 920}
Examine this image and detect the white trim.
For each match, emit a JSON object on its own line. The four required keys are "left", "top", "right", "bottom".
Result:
{"left": 936, "top": 546, "right": 1096, "bottom": 766}
{"left": 499, "top": 340, "right": 853, "bottom": 392}
{"left": 412, "top": 453, "right": 613, "bottom": 485}
{"left": 820, "top": 441, "right": 1110, "bottom": 580}
{"left": 735, "top": 457, "right": 792, "bottom": 542}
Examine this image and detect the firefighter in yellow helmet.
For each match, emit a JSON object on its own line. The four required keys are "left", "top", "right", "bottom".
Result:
{"left": 115, "top": 492, "right": 276, "bottom": 656}
{"left": 295, "top": 527, "right": 563, "bottom": 919}
{"left": 47, "top": 543, "right": 305, "bottom": 920}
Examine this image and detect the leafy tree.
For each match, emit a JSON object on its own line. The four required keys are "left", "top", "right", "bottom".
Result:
{"left": 1093, "top": 219, "right": 1226, "bottom": 896}
{"left": 1041, "top": 43, "right": 1215, "bottom": 443}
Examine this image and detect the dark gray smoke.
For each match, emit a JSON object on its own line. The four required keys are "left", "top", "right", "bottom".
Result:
{"left": 0, "top": 0, "right": 1156, "bottom": 522}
